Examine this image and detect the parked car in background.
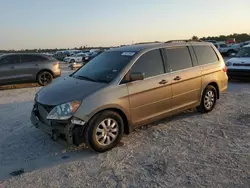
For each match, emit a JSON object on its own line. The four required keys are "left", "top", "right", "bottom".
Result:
{"left": 240, "top": 40, "right": 250, "bottom": 47}
{"left": 31, "top": 40, "right": 227, "bottom": 152}
{"left": 0, "top": 53, "right": 61, "bottom": 86}
{"left": 64, "top": 53, "right": 88, "bottom": 63}
{"left": 205, "top": 40, "right": 217, "bottom": 44}
{"left": 69, "top": 51, "right": 104, "bottom": 70}
{"left": 226, "top": 38, "right": 236, "bottom": 45}
{"left": 214, "top": 43, "right": 229, "bottom": 54}
{"left": 64, "top": 50, "right": 81, "bottom": 57}
{"left": 226, "top": 44, "right": 250, "bottom": 80}
{"left": 82, "top": 50, "right": 104, "bottom": 63}
{"left": 53, "top": 51, "right": 67, "bottom": 61}
{"left": 214, "top": 43, "right": 241, "bottom": 56}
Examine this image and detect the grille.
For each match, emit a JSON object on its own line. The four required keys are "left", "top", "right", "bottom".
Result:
{"left": 38, "top": 103, "right": 55, "bottom": 113}
{"left": 233, "top": 63, "right": 250, "bottom": 67}
{"left": 35, "top": 103, "right": 54, "bottom": 125}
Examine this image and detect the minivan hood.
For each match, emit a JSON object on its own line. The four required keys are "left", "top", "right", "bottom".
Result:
{"left": 36, "top": 76, "right": 107, "bottom": 106}
{"left": 227, "top": 57, "right": 250, "bottom": 64}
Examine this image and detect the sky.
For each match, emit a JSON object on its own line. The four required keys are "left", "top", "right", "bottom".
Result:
{"left": 0, "top": 0, "right": 249, "bottom": 50}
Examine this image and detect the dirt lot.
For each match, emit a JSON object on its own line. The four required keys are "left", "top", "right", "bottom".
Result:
{"left": 0, "top": 65, "right": 250, "bottom": 187}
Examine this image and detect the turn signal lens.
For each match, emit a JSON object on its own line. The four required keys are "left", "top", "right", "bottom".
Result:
{"left": 72, "top": 101, "right": 81, "bottom": 113}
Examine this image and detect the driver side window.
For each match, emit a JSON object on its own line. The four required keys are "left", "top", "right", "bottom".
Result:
{"left": 130, "top": 49, "right": 165, "bottom": 79}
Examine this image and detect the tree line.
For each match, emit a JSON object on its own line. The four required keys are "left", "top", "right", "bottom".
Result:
{"left": 192, "top": 33, "right": 250, "bottom": 42}
{"left": 1, "top": 33, "right": 250, "bottom": 53}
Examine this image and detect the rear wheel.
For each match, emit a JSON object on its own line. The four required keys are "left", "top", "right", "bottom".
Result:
{"left": 37, "top": 71, "right": 53, "bottom": 86}
{"left": 84, "top": 110, "right": 124, "bottom": 152}
{"left": 197, "top": 85, "right": 217, "bottom": 113}
{"left": 227, "top": 50, "right": 236, "bottom": 56}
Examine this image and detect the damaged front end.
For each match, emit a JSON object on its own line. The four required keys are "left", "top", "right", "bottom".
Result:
{"left": 31, "top": 101, "right": 86, "bottom": 146}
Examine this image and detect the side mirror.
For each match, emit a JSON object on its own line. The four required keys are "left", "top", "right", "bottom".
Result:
{"left": 230, "top": 53, "right": 236, "bottom": 57}
{"left": 130, "top": 72, "right": 144, "bottom": 82}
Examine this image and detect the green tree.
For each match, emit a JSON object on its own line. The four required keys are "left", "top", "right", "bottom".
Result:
{"left": 191, "top": 36, "right": 199, "bottom": 40}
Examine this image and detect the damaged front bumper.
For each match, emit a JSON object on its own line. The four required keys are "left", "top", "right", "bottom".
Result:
{"left": 30, "top": 105, "right": 85, "bottom": 146}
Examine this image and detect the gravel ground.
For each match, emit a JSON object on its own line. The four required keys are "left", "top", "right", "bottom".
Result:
{"left": 0, "top": 65, "right": 250, "bottom": 187}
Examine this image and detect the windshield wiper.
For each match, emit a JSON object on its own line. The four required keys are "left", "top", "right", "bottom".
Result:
{"left": 74, "top": 75, "right": 97, "bottom": 82}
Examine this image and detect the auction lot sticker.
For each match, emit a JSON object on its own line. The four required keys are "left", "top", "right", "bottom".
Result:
{"left": 121, "top": 52, "right": 135, "bottom": 56}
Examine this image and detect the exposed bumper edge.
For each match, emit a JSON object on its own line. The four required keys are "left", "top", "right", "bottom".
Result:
{"left": 31, "top": 111, "right": 53, "bottom": 136}
{"left": 31, "top": 111, "right": 72, "bottom": 143}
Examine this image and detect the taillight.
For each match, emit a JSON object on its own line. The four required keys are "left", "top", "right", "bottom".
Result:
{"left": 222, "top": 64, "right": 227, "bottom": 72}
{"left": 53, "top": 62, "right": 60, "bottom": 68}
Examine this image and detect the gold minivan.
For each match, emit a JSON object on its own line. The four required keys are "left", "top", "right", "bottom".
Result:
{"left": 31, "top": 40, "right": 228, "bottom": 152}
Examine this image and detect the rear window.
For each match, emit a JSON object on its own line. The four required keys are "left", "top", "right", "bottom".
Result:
{"left": 21, "top": 55, "right": 48, "bottom": 63}
{"left": 193, "top": 45, "right": 219, "bottom": 65}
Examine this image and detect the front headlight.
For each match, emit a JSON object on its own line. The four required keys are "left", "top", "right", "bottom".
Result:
{"left": 226, "top": 62, "right": 232, "bottom": 66}
{"left": 46, "top": 101, "right": 81, "bottom": 120}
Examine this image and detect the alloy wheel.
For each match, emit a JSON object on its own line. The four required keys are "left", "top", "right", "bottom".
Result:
{"left": 95, "top": 118, "right": 119, "bottom": 146}
{"left": 204, "top": 90, "right": 215, "bottom": 110}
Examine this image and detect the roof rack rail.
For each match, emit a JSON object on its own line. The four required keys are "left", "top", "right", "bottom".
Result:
{"left": 165, "top": 39, "right": 203, "bottom": 43}
{"left": 135, "top": 41, "right": 161, "bottom": 45}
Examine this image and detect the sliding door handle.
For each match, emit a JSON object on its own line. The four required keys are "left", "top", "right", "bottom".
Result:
{"left": 159, "top": 79, "right": 168, "bottom": 84}
{"left": 173, "top": 76, "right": 182, "bottom": 81}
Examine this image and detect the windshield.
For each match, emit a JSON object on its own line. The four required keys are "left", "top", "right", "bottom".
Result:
{"left": 236, "top": 47, "right": 250, "bottom": 57}
{"left": 76, "top": 53, "right": 84, "bottom": 57}
{"left": 72, "top": 51, "right": 135, "bottom": 83}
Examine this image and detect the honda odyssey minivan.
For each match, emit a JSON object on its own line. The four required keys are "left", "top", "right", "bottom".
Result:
{"left": 31, "top": 40, "right": 228, "bottom": 152}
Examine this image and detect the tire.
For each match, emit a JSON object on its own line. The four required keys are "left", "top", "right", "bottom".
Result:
{"left": 70, "top": 59, "right": 75, "bottom": 64}
{"left": 84, "top": 110, "right": 124, "bottom": 152}
{"left": 197, "top": 85, "right": 217, "bottom": 113}
{"left": 227, "top": 50, "right": 235, "bottom": 57}
{"left": 37, "top": 71, "right": 53, "bottom": 86}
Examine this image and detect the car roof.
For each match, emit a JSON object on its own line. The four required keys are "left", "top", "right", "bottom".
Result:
{"left": 2, "top": 53, "right": 48, "bottom": 56}
{"left": 109, "top": 41, "right": 212, "bottom": 53}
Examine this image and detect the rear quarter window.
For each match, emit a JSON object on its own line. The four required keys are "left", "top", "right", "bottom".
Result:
{"left": 193, "top": 45, "right": 219, "bottom": 65}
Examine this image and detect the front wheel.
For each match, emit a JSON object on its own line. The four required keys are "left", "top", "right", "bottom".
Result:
{"left": 84, "top": 111, "right": 124, "bottom": 152}
{"left": 197, "top": 85, "right": 217, "bottom": 113}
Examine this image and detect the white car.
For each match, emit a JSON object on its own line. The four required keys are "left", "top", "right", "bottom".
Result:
{"left": 226, "top": 45, "right": 250, "bottom": 80}
{"left": 214, "top": 43, "right": 241, "bottom": 56}
{"left": 63, "top": 53, "right": 88, "bottom": 63}
{"left": 214, "top": 43, "right": 229, "bottom": 54}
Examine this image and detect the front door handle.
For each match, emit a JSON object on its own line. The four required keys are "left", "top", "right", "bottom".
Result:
{"left": 159, "top": 79, "right": 168, "bottom": 85}
{"left": 173, "top": 76, "right": 182, "bottom": 81}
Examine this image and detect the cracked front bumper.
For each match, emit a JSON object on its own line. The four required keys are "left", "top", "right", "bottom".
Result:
{"left": 30, "top": 110, "right": 75, "bottom": 145}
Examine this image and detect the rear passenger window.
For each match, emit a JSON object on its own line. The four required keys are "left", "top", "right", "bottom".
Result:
{"left": 193, "top": 46, "right": 219, "bottom": 65}
{"left": 130, "top": 49, "right": 165, "bottom": 78}
{"left": 165, "top": 47, "right": 193, "bottom": 71}
{"left": 21, "top": 55, "right": 47, "bottom": 63}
